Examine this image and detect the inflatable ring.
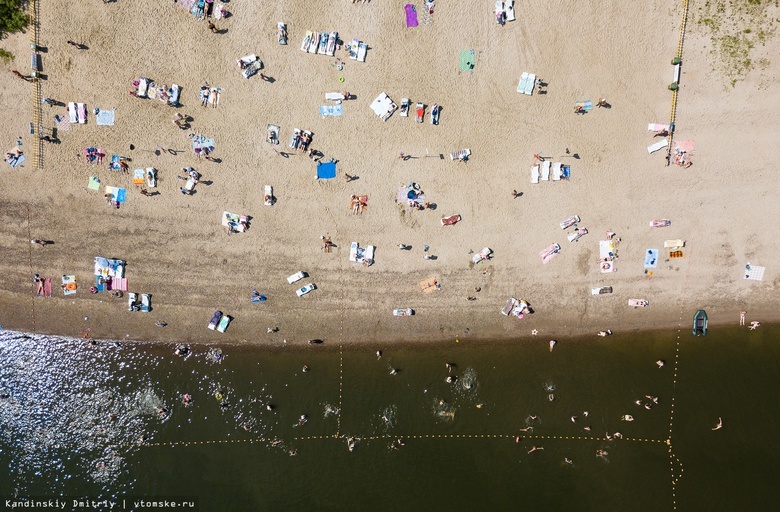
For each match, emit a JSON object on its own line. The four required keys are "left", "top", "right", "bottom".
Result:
{"left": 601, "top": 262, "right": 610, "bottom": 271}
{"left": 65, "top": 282, "right": 77, "bottom": 291}
{"left": 338, "top": 77, "right": 345, "bottom": 83}
{"left": 337, "top": 65, "right": 343, "bottom": 71}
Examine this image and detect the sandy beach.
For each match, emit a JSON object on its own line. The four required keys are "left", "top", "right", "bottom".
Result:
{"left": 1, "top": 0, "right": 779, "bottom": 346}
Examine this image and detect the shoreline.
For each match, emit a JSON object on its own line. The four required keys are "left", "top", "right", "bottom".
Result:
{"left": 1, "top": 0, "right": 778, "bottom": 346}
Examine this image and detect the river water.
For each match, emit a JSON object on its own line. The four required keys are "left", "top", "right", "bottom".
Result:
{"left": 1, "top": 324, "right": 778, "bottom": 511}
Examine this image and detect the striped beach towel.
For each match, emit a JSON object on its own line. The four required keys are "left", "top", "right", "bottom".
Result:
{"left": 112, "top": 277, "right": 128, "bottom": 291}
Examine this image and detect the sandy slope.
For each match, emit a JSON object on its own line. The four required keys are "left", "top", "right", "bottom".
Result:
{"left": 0, "top": 0, "right": 778, "bottom": 346}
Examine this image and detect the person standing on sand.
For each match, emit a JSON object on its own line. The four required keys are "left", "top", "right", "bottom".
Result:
{"left": 740, "top": 311, "right": 746, "bottom": 326}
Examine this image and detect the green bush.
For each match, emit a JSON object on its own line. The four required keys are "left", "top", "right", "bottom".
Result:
{"left": 0, "top": 0, "right": 29, "bottom": 38}
{"left": 0, "top": 47, "right": 13, "bottom": 63}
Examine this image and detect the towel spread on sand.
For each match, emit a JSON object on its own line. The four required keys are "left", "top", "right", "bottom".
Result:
{"left": 320, "top": 105, "right": 343, "bottom": 117}
{"left": 405, "top": 4, "right": 419, "bottom": 27}
{"left": 459, "top": 50, "right": 476, "bottom": 72}
{"left": 644, "top": 249, "right": 659, "bottom": 269}
{"left": 744, "top": 265, "right": 765, "bottom": 281}
{"left": 95, "top": 108, "right": 115, "bottom": 126}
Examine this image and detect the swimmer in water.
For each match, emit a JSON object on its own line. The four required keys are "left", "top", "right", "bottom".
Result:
{"left": 571, "top": 416, "right": 577, "bottom": 423}
{"left": 564, "top": 458, "right": 573, "bottom": 465}
{"left": 446, "top": 376, "right": 456, "bottom": 383}
{"left": 635, "top": 400, "right": 642, "bottom": 406}
{"left": 445, "top": 363, "right": 455, "bottom": 373}
{"left": 528, "top": 445, "right": 544, "bottom": 454}
{"left": 613, "top": 432, "right": 623, "bottom": 439}
{"left": 646, "top": 395, "right": 659, "bottom": 404}
{"left": 712, "top": 417, "right": 723, "bottom": 431}
{"left": 518, "top": 426, "right": 533, "bottom": 432}
{"left": 528, "top": 415, "right": 539, "bottom": 421}
{"left": 584, "top": 426, "right": 591, "bottom": 432}
{"left": 390, "top": 368, "right": 398, "bottom": 376}
{"left": 376, "top": 350, "right": 382, "bottom": 360}
{"left": 656, "top": 360, "right": 665, "bottom": 368}
{"left": 605, "top": 432, "right": 613, "bottom": 441}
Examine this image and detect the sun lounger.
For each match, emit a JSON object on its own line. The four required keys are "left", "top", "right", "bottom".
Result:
{"left": 208, "top": 310, "right": 223, "bottom": 330}
{"left": 325, "top": 92, "right": 346, "bottom": 103}
{"left": 137, "top": 77, "right": 149, "bottom": 98}
{"left": 216, "top": 314, "right": 231, "bottom": 333}
{"left": 531, "top": 164, "right": 540, "bottom": 184}
{"left": 266, "top": 124, "right": 280, "bottom": 145}
{"left": 472, "top": 247, "right": 492, "bottom": 264}
{"left": 289, "top": 128, "right": 301, "bottom": 149}
{"left": 540, "top": 243, "right": 560, "bottom": 264}
{"left": 68, "top": 102, "right": 77, "bottom": 123}
{"left": 326, "top": 31, "right": 337, "bottom": 56}
{"left": 301, "top": 31, "right": 313, "bottom": 52}
{"left": 647, "top": 139, "right": 668, "bottom": 154}
{"left": 128, "top": 292, "right": 139, "bottom": 311}
{"left": 441, "top": 214, "right": 461, "bottom": 226}
{"left": 146, "top": 168, "right": 157, "bottom": 188}
{"left": 264, "top": 185, "right": 273, "bottom": 206}
{"left": 591, "top": 286, "right": 613, "bottom": 295}
{"left": 140, "top": 293, "right": 151, "bottom": 312}
{"left": 552, "top": 162, "right": 562, "bottom": 181}
{"left": 495, "top": 1, "right": 505, "bottom": 21}
{"left": 664, "top": 239, "right": 685, "bottom": 249}
{"left": 505, "top": 0, "right": 516, "bottom": 21}
{"left": 287, "top": 271, "right": 306, "bottom": 284}
{"left": 357, "top": 42, "right": 367, "bottom": 62}
{"left": 431, "top": 104, "right": 440, "bottom": 125}
{"left": 133, "top": 168, "right": 145, "bottom": 185}
{"left": 400, "top": 98, "right": 410, "bottom": 117}
{"left": 568, "top": 227, "right": 588, "bottom": 242}
{"left": 450, "top": 148, "right": 471, "bottom": 161}
{"left": 541, "top": 161, "right": 551, "bottom": 181}
{"left": 317, "top": 32, "right": 329, "bottom": 55}
{"left": 169, "top": 84, "right": 180, "bottom": 106}
{"left": 278, "top": 22, "right": 287, "bottom": 45}
{"left": 416, "top": 102, "right": 424, "bottom": 123}
{"left": 628, "top": 298, "right": 649, "bottom": 308}
{"left": 517, "top": 72, "right": 536, "bottom": 95}
{"left": 560, "top": 215, "right": 580, "bottom": 230}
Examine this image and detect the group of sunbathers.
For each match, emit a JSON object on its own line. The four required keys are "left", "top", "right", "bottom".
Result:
{"left": 350, "top": 195, "right": 368, "bottom": 215}
{"left": 83, "top": 147, "right": 105, "bottom": 164}
{"left": 4, "top": 150, "right": 23, "bottom": 167}
{"left": 290, "top": 130, "right": 313, "bottom": 152}
{"left": 673, "top": 149, "right": 693, "bottom": 168}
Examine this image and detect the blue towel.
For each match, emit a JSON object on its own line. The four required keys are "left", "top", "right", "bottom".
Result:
{"left": 320, "top": 104, "right": 343, "bottom": 117}
{"left": 644, "top": 249, "right": 659, "bottom": 269}
{"left": 116, "top": 188, "right": 127, "bottom": 203}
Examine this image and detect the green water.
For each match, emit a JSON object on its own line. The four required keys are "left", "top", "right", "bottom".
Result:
{"left": 0, "top": 325, "right": 778, "bottom": 511}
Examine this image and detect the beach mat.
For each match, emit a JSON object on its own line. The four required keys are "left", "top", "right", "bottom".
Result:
{"left": 744, "top": 265, "right": 765, "bottom": 281}
{"left": 61, "top": 275, "right": 77, "bottom": 295}
{"left": 459, "top": 50, "right": 475, "bottom": 72}
{"left": 644, "top": 249, "right": 659, "bottom": 269}
{"left": 56, "top": 116, "right": 72, "bottom": 132}
{"left": 95, "top": 108, "right": 115, "bottom": 126}
{"left": 43, "top": 277, "right": 52, "bottom": 298}
{"left": 675, "top": 140, "right": 694, "bottom": 153}
{"left": 87, "top": 176, "right": 100, "bottom": 190}
{"left": 405, "top": 4, "right": 419, "bottom": 27}
{"left": 647, "top": 139, "right": 668, "bottom": 154}
{"left": 320, "top": 104, "right": 343, "bottom": 117}
{"left": 316, "top": 160, "right": 337, "bottom": 179}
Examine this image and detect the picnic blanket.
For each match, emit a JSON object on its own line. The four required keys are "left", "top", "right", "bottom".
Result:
{"left": 105, "top": 186, "right": 127, "bottom": 203}
{"left": 744, "top": 264, "right": 765, "bottom": 281}
{"left": 320, "top": 104, "right": 343, "bottom": 117}
{"left": 459, "top": 50, "right": 476, "bottom": 72}
{"left": 55, "top": 115, "right": 72, "bottom": 132}
{"left": 95, "top": 108, "right": 115, "bottom": 126}
{"left": 316, "top": 160, "right": 337, "bottom": 179}
{"left": 405, "top": 4, "right": 419, "bottom": 27}
{"left": 61, "top": 275, "right": 77, "bottom": 295}
{"left": 192, "top": 137, "right": 215, "bottom": 151}
{"left": 644, "top": 249, "right": 659, "bottom": 269}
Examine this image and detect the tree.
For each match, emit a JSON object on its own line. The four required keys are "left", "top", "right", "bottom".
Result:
{"left": 0, "top": 0, "right": 29, "bottom": 39}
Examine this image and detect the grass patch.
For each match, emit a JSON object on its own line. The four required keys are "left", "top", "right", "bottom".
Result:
{"left": 693, "top": 0, "right": 777, "bottom": 87}
{"left": 0, "top": 47, "right": 13, "bottom": 63}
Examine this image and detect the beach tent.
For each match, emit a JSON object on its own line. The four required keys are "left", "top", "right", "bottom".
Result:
{"left": 316, "top": 160, "right": 337, "bottom": 180}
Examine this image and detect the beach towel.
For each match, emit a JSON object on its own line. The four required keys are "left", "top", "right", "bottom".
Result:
{"left": 68, "top": 102, "right": 77, "bottom": 124}
{"left": 113, "top": 277, "right": 128, "bottom": 291}
{"left": 43, "top": 277, "right": 52, "bottom": 298}
{"left": 320, "top": 104, "right": 343, "bottom": 117}
{"left": 552, "top": 162, "right": 562, "bottom": 181}
{"left": 77, "top": 103, "right": 86, "bottom": 124}
{"left": 87, "top": 176, "right": 100, "bottom": 190}
{"left": 540, "top": 243, "right": 560, "bottom": 264}
{"left": 6, "top": 152, "right": 25, "bottom": 168}
{"left": 62, "top": 275, "right": 77, "bottom": 295}
{"left": 95, "top": 108, "right": 115, "bottom": 126}
{"left": 675, "top": 140, "right": 695, "bottom": 153}
{"left": 647, "top": 139, "right": 668, "bottom": 154}
{"left": 459, "top": 50, "right": 475, "bottom": 72}
{"left": 133, "top": 169, "right": 145, "bottom": 185}
{"left": 744, "top": 265, "right": 765, "bottom": 281}
{"left": 56, "top": 116, "right": 72, "bottom": 132}
{"left": 105, "top": 186, "right": 127, "bottom": 203}
{"left": 94, "top": 275, "right": 106, "bottom": 292}
{"left": 316, "top": 160, "right": 337, "bottom": 180}
{"left": 531, "top": 165, "right": 540, "bottom": 184}
{"left": 644, "top": 249, "right": 659, "bottom": 269}
{"left": 647, "top": 123, "right": 670, "bottom": 132}
{"left": 517, "top": 72, "right": 536, "bottom": 95}
{"left": 575, "top": 100, "right": 593, "bottom": 111}
{"left": 405, "top": 4, "right": 419, "bottom": 27}
{"left": 541, "top": 161, "right": 551, "bottom": 181}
